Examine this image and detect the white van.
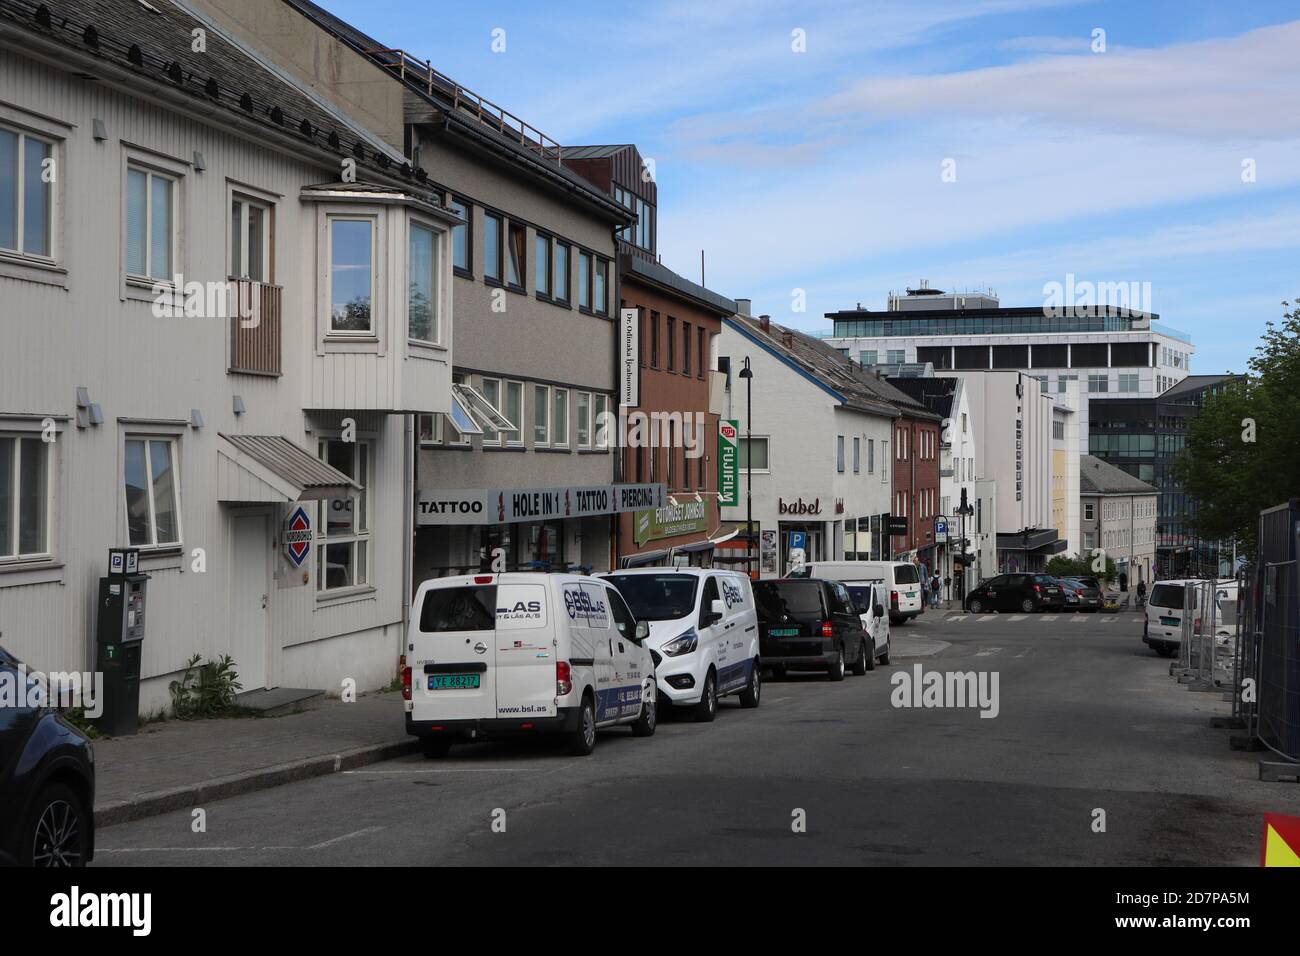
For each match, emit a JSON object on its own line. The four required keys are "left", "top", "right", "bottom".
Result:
{"left": 842, "top": 580, "right": 892, "bottom": 667}
{"left": 1143, "top": 579, "right": 1201, "bottom": 656}
{"left": 795, "top": 561, "right": 925, "bottom": 624}
{"left": 601, "top": 568, "right": 760, "bottom": 721}
{"left": 404, "top": 573, "right": 656, "bottom": 756}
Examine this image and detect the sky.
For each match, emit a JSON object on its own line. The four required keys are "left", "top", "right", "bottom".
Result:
{"left": 316, "top": 0, "right": 1300, "bottom": 375}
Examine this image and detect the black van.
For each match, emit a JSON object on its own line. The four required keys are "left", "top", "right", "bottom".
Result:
{"left": 754, "top": 578, "right": 871, "bottom": 681}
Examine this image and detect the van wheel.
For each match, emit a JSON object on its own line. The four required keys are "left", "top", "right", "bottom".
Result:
{"left": 879, "top": 635, "right": 891, "bottom": 666}
{"left": 20, "top": 782, "right": 89, "bottom": 867}
{"left": 693, "top": 670, "right": 718, "bottom": 723}
{"left": 631, "top": 691, "right": 657, "bottom": 737}
{"left": 739, "top": 661, "right": 761, "bottom": 708}
{"left": 568, "top": 695, "right": 597, "bottom": 756}
{"left": 827, "top": 649, "right": 846, "bottom": 682}
{"left": 420, "top": 736, "right": 452, "bottom": 758}
{"left": 852, "top": 640, "right": 870, "bottom": 675}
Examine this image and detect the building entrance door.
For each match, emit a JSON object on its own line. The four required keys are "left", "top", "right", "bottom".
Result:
{"left": 230, "top": 511, "right": 271, "bottom": 691}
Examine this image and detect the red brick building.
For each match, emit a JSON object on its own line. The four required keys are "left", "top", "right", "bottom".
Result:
{"left": 888, "top": 401, "right": 943, "bottom": 568}
{"left": 565, "top": 145, "right": 736, "bottom": 566}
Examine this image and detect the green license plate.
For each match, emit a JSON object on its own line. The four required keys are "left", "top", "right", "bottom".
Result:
{"left": 769, "top": 628, "right": 800, "bottom": 637}
{"left": 1160, "top": 616, "right": 1179, "bottom": 627}
{"left": 428, "top": 673, "right": 480, "bottom": 690}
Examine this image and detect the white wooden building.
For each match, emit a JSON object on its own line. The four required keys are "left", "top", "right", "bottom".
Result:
{"left": 0, "top": 0, "right": 456, "bottom": 712}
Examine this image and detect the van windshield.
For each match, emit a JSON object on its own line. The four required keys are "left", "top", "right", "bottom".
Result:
{"left": 894, "top": 565, "right": 920, "bottom": 585}
{"left": 754, "top": 581, "right": 824, "bottom": 623}
{"left": 604, "top": 574, "right": 698, "bottom": 621}
{"left": 1150, "top": 584, "right": 1192, "bottom": 610}
{"left": 420, "top": 585, "right": 497, "bottom": 632}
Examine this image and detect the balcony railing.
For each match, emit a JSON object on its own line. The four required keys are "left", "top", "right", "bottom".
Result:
{"left": 228, "top": 279, "right": 282, "bottom": 376}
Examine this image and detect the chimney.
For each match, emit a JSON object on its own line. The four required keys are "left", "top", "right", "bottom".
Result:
{"left": 758, "top": 314, "right": 770, "bottom": 333}
{"left": 781, "top": 330, "right": 794, "bottom": 349}
{"left": 735, "top": 298, "right": 752, "bottom": 316}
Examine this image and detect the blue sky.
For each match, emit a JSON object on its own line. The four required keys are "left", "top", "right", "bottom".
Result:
{"left": 317, "top": 0, "right": 1300, "bottom": 374}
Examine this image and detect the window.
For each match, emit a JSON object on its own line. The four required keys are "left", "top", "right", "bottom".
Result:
{"left": 506, "top": 222, "right": 525, "bottom": 289}
{"left": 836, "top": 435, "right": 845, "bottom": 473}
{"left": 592, "top": 394, "right": 610, "bottom": 449}
{"left": 126, "top": 165, "right": 175, "bottom": 281}
{"left": 1052, "top": 420, "right": 1065, "bottom": 440}
{"left": 594, "top": 258, "right": 608, "bottom": 315}
{"left": 868, "top": 438, "right": 875, "bottom": 473}
{"left": 650, "top": 311, "right": 660, "bottom": 367}
{"left": 739, "top": 437, "right": 769, "bottom": 471}
{"left": 480, "top": 378, "right": 502, "bottom": 443}
{"left": 0, "top": 126, "right": 53, "bottom": 258}
{"left": 124, "top": 437, "right": 180, "bottom": 548}
{"left": 447, "top": 196, "right": 470, "bottom": 273}
{"left": 1118, "top": 373, "right": 1138, "bottom": 392}
{"left": 317, "top": 439, "right": 369, "bottom": 593}
{"left": 1084, "top": 502, "right": 1095, "bottom": 520}
{"left": 886, "top": 349, "right": 905, "bottom": 365}
{"left": 683, "top": 322, "right": 692, "bottom": 375}
{"left": 502, "top": 381, "right": 523, "bottom": 445}
{"left": 0, "top": 435, "right": 50, "bottom": 559}
{"left": 553, "top": 388, "right": 569, "bottom": 446}
{"left": 327, "top": 217, "right": 373, "bottom": 332}
{"left": 483, "top": 213, "right": 502, "bottom": 282}
{"left": 853, "top": 437, "right": 861, "bottom": 473}
{"left": 666, "top": 421, "right": 674, "bottom": 488}
{"left": 577, "top": 392, "right": 591, "bottom": 447}
{"left": 1088, "top": 374, "right": 1109, "bottom": 393}
{"left": 636, "top": 197, "right": 652, "bottom": 250}
{"left": 697, "top": 327, "right": 707, "bottom": 379}
{"left": 533, "top": 384, "right": 550, "bottom": 445}
{"left": 578, "top": 252, "right": 591, "bottom": 310}
{"left": 230, "top": 195, "right": 269, "bottom": 281}
{"left": 534, "top": 233, "right": 551, "bottom": 296}
{"left": 667, "top": 317, "right": 676, "bottom": 371}
{"left": 408, "top": 221, "right": 440, "bottom": 343}
{"left": 861, "top": 350, "right": 878, "bottom": 367}
{"left": 554, "top": 242, "right": 569, "bottom": 303}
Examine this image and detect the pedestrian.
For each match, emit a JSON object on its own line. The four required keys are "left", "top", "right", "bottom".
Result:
{"left": 943, "top": 574, "right": 952, "bottom": 606}
{"left": 930, "top": 572, "right": 941, "bottom": 608}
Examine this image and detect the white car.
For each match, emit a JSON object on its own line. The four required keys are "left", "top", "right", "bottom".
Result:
{"left": 796, "top": 561, "right": 925, "bottom": 624}
{"left": 601, "top": 568, "right": 761, "bottom": 721}
{"left": 404, "top": 573, "right": 656, "bottom": 756}
{"left": 842, "top": 580, "right": 892, "bottom": 667}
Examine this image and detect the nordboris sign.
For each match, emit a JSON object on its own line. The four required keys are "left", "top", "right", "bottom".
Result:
{"left": 717, "top": 420, "right": 739, "bottom": 506}
{"left": 417, "top": 484, "right": 665, "bottom": 526}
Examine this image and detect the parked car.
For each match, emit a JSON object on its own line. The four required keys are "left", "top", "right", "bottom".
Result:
{"left": 601, "top": 568, "right": 761, "bottom": 721}
{"left": 404, "top": 573, "right": 656, "bottom": 756}
{"left": 754, "top": 578, "right": 871, "bottom": 680}
{"left": 843, "top": 580, "right": 892, "bottom": 667}
{"left": 963, "top": 573, "right": 1066, "bottom": 613}
{"left": 795, "top": 561, "right": 925, "bottom": 625}
{"left": 0, "top": 645, "right": 95, "bottom": 867}
{"left": 1060, "top": 576, "right": 1103, "bottom": 612}
{"left": 1051, "top": 576, "right": 1082, "bottom": 611}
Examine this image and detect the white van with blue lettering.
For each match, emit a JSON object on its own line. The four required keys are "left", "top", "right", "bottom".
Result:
{"left": 600, "top": 569, "right": 761, "bottom": 721}
{"left": 404, "top": 573, "right": 656, "bottom": 756}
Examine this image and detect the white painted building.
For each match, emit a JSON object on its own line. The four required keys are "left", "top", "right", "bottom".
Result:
{"left": 715, "top": 312, "right": 934, "bottom": 577}
{"left": 0, "top": 1, "right": 458, "bottom": 713}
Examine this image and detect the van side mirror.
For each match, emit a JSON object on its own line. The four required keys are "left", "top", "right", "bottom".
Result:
{"left": 634, "top": 620, "right": 650, "bottom": 643}
{"left": 701, "top": 599, "right": 725, "bottom": 627}
{"left": 874, "top": 604, "right": 885, "bottom": 618}
{"left": 711, "top": 599, "right": 726, "bottom": 617}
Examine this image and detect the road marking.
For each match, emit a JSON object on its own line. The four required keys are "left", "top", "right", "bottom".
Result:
{"left": 1040, "top": 615, "right": 1058, "bottom": 622}
{"left": 975, "top": 647, "right": 1003, "bottom": 657}
{"left": 1008, "top": 614, "right": 1027, "bottom": 622}
{"left": 308, "top": 826, "right": 385, "bottom": 849}
{"left": 1131, "top": 617, "right": 1144, "bottom": 623}
{"left": 978, "top": 614, "right": 998, "bottom": 622}
{"left": 947, "top": 615, "right": 967, "bottom": 623}
{"left": 1015, "top": 648, "right": 1032, "bottom": 658}
{"left": 1101, "top": 616, "right": 1118, "bottom": 624}
{"left": 343, "top": 768, "right": 539, "bottom": 774}
{"left": 1070, "top": 614, "right": 1087, "bottom": 623}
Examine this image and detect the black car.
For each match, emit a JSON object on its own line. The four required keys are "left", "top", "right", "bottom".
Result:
{"left": 0, "top": 646, "right": 95, "bottom": 866}
{"left": 754, "top": 578, "right": 871, "bottom": 680}
{"left": 963, "top": 573, "right": 1065, "bottom": 613}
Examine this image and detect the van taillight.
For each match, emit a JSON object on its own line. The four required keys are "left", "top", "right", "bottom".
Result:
{"left": 821, "top": 621, "right": 834, "bottom": 638}
{"left": 556, "top": 661, "right": 573, "bottom": 696}
{"left": 474, "top": 575, "right": 493, "bottom": 584}
{"left": 401, "top": 665, "right": 412, "bottom": 701}
{"left": 890, "top": 590, "right": 899, "bottom": 605}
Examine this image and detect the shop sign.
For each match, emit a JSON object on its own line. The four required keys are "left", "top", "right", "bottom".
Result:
{"left": 717, "top": 420, "right": 739, "bottom": 506}
{"left": 417, "top": 484, "right": 665, "bottom": 526}
{"left": 634, "top": 499, "right": 709, "bottom": 546}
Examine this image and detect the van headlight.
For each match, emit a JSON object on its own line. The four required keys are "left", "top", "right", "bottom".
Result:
{"left": 661, "top": 631, "right": 698, "bottom": 657}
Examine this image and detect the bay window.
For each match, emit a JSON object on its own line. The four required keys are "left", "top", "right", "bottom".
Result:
{"left": 408, "top": 221, "right": 441, "bottom": 343}
{"left": 327, "top": 216, "right": 374, "bottom": 333}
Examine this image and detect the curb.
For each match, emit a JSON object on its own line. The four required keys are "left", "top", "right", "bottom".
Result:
{"left": 94, "top": 738, "right": 421, "bottom": 828}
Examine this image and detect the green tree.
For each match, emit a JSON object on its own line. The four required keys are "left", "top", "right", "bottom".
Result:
{"left": 1173, "top": 300, "right": 1300, "bottom": 556}
{"left": 1046, "top": 552, "right": 1116, "bottom": 584}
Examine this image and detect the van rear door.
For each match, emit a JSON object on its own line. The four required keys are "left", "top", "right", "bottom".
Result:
{"left": 493, "top": 581, "right": 556, "bottom": 719}
{"left": 411, "top": 583, "right": 498, "bottom": 721}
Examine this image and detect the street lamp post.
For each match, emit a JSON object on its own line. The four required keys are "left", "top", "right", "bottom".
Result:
{"left": 955, "top": 488, "right": 974, "bottom": 606}
{"left": 739, "top": 357, "right": 754, "bottom": 579}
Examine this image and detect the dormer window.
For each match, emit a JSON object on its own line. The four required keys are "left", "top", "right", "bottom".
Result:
{"left": 328, "top": 216, "right": 374, "bottom": 333}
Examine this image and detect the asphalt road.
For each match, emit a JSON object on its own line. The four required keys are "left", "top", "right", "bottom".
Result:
{"left": 95, "top": 611, "right": 1300, "bottom": 866}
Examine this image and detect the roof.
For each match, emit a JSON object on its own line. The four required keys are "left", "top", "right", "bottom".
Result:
{"left": 726, "top": 315, "right": 940, "bottom": 421}
{"left": 1160, "top": 373, "right": 1242, "bottom": 400}
{"left": 563, "top": 145, "right": 636, "bottom": 160}
{"left": 0, "top": 0, "right": 428, "bottom": 190}
{"left": 218, "top": 434, "right": 360, "bottom": 503}
{"left": 1080, "top": 455, "right": 1157, "bottom": 496}
{"left": 280, "top": 0, "right": 630, "bottom": 222}
{"left": 622, "top": 254, "right": 736, "bottom": 317}
{"left": 886, "top": 376, "right": 959, "bottom": 419}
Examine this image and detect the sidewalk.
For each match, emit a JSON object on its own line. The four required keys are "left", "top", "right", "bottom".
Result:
{"left": 93, "top": 690, "right": 415, "bottom": 828}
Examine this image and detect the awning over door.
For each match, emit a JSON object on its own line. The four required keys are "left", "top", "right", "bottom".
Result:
{"left": 216, "top": 434, "right": 360, "bottom": 503}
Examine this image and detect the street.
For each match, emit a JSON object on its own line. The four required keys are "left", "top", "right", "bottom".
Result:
{"left": 93, "top": 611, "right": 1293, "bottom": 866}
